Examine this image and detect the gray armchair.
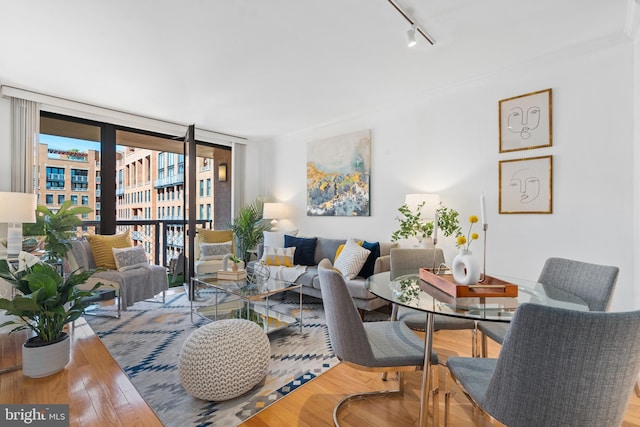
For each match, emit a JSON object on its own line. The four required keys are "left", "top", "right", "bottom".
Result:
{"left": 66, "top": 239, "right": 168, "bottom": 318}
{"left": 318, "top": 259, "right": 440, "bottom": 426}
{"left": 446, "top": 303, "right": 640, "bottom": 426}
{"left": 477, "top": 257, "right": 619, "bottom": 356}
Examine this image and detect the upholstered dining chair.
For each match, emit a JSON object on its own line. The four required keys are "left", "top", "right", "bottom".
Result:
{"left": 445, "top": 303, "right": 640, "bottom": 427}
{"left": 390, "top": 248, "right": 477, "bottom": 348}
{"left": 318, "top": 259, "right": 440, "bottom": 426}
{"left": 477, "top": 257, "right": 619, "bottom": 357}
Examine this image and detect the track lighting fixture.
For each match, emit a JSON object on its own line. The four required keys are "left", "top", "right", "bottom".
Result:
{"left": 407, "top": 24, "right": 417, "bottom": 47}
{"left": 386, "top": 0, "right": 435, "bottom": 46}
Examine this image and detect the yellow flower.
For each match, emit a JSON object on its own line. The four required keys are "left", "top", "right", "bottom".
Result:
{"left": 456, "top": 214, "right": 480, "bottom": 250}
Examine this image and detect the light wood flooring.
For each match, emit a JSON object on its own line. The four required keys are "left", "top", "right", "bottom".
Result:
{"left": 0, "top": 318, "right": 162, "bottom": 427}
{"left": 241, "top": 329, "right": 640, "bottom": 427}
{"left": 1, "top": 298, "right": 639, "bottom": 426}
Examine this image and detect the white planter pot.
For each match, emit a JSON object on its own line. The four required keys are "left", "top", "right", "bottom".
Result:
{"left": 22, "top": 333, "right": 70, "bottom": 378}
{"left": 452, "top": 250, "right": 481, "bottom": 285}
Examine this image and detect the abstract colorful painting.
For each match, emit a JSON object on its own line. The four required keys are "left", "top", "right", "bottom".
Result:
{"left": 307, "top": 130, "right": 371, "bottom": 216}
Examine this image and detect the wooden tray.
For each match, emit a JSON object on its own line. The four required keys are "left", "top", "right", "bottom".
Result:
{"left": 419, "top": 268, "right": 518, "bottom": 298}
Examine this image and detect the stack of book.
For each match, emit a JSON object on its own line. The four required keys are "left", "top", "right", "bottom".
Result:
{"left": 217, "top": 269, "right": 247, "bottom": 281}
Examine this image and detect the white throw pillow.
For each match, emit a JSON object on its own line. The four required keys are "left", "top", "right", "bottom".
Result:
{"left": 263, "top": 231, "right": 286, "bottom": 249}
{"left": 333, "top": 238, "right": 371, "bottom": 279}
{"left": 262, "top": 230, "right": 299, "bottom": 261}
{"left": 112, "top": 245, "right": 149, "bottom": 272}
{"left": 199, "top": 241, "right": 233, "bottom": 261}
{"left": 261, "top": 246, "right": 296, "bottom": 267}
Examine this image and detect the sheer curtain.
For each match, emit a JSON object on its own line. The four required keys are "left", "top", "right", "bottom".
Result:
{"left": 10, "top": 97, "right": 39, "bottom": 193}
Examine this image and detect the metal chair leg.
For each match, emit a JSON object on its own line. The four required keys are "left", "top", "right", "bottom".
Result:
{"left": 334, "top": 371, "right": 406, "bottom": 427}
{"left": 481, "top": 331, "right": 488, "bottom": 358}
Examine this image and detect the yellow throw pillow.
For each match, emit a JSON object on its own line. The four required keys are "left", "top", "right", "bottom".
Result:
{"left": 199, "top": 229, "right": 233, "bottom": 243}
{"left": 86, "top": 230, "right": 132, "bottom": 269}
{"left": 263, "top": 246, "right": 295, "bottom": 267}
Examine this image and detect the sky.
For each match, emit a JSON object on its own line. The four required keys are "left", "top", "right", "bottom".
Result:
{"left": 39, "top": 134, "right": 124, "bottom": 152}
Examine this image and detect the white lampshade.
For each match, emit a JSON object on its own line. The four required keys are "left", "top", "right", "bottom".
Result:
{"left": 263, "top": 203, "right": 285, "bottom": 220}
{"left": 263, "top": 202, "right": 286, "bottom": 231}
{"left": 0, "top": 192, "right": 37, "bottom": 223}
{"left": 405, "top": 193, "right": 440, "bottom": 219}
{"left": 0, "top": 192, "right": 37, "bottom": 258}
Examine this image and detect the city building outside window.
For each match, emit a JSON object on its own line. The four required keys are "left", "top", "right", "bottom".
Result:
{"left": 46, "top": 166, "right": 65, "bottom": 190}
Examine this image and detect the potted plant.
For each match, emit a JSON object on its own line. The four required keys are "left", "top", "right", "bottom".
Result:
{"left": 229, "top": 255, "right": 242, "bottom": 273}
{"left": 0, "top": 253, "right": 99, "bottom": 378}
{"left": 23, "top": 200, "right": 93, "bottom": 264}
{"left": 391, "top": 202, "right": 462, "bottom": 243}
{"left": 227, "top": 199, "right": 270, "bottom": 264}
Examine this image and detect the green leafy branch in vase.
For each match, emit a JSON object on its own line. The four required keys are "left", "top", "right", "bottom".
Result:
{"left": 391, "top": 202, "right": 462, "bottom": 242}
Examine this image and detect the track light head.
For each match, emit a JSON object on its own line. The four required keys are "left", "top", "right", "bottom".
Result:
{"left": 407, "top": 24, "right": 417, "bottom": 47}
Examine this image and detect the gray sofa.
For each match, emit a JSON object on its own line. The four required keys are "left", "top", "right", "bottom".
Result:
{"left": 257, "top": 237, "right": 398, "bottom": 313}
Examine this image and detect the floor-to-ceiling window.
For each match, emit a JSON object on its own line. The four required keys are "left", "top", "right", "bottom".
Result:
{"left": 38, "top": 112, "right": 232, "bottom": 270}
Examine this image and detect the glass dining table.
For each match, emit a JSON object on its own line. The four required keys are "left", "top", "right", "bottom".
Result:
{"left": 366, "top": 271, "right": 589, "bottom": 427}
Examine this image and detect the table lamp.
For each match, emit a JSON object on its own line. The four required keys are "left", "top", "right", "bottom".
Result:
{"left": 0, "top": 192, "right": 37, "bottom": 258}
{"left": 262, "top": 202, "right": 286, "bottom": 231}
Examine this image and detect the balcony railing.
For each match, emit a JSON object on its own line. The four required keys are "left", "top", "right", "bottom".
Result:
{"left": 77, "top": 218, "right": 212, "bottom": 268}
{"left": 47, "top": 173, "right": 65, "bottom": 181}
{"left": 153, "top": 173, "right": 184, "bottom": 189}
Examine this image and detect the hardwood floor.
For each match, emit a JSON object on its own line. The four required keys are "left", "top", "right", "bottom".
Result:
{"left": 1, "top": 305, "right": 639, "bottom": 426}
{"left": 241, "top": 329, "right": 640, "bottom": 427}
{"left": 0, "top": 318, "right": 162, "bottom": 427}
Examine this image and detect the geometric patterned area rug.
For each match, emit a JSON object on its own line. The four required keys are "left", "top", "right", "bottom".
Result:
{"left": 84, "top": 289, "right": 341, "bottom": 427}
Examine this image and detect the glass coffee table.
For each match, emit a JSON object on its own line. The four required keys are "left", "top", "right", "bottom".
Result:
{"left": 190, "top": 275, "right": 303, "bottom": 334}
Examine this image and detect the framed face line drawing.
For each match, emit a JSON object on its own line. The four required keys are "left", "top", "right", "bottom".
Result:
{"left": 499, "top": 88, "right": 552, "bottom": 153}
{"left": 499, "top": 155, "right": 552, "bottom": 214}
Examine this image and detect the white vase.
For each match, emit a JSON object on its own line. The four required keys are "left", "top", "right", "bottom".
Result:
{"left": 452, "top": 249, "right": 481, "bottom": 285}
{"left": 22, "top": 333, "right": 70, "bottom": 378}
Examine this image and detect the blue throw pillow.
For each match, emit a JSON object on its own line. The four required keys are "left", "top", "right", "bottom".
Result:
{"left": 358, "top": 241, "right": 380, "bottom": 278}
{"left": 284, "top": 235, "right": 318, "bottom": 266}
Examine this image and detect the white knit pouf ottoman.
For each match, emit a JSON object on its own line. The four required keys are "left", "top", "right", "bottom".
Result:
{"left": 179, "top": 319, "right": 271, "bottom": 401}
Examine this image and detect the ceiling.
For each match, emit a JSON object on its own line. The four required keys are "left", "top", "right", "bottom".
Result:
{"left": 0, "top": 0, "right": 633, "bottom": 140}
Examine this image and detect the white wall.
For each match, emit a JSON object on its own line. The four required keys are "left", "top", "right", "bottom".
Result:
{"left": 259, "top": 40, "right": 637, "bottom": 311}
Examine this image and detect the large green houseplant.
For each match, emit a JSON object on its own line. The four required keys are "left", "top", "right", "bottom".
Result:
{"left": 227, "top": 199, "right": 270, "bottom": 264}
{"left": 391, "top": 202, "right": 462, "bottom": 243}
{"left": 0, "top": 202, "right": 98, "bottom": 377}
{"left": 0, "top": 252, "right": 99, "bottom": 377}
{"left": 23, "top": 200, "right": 92, "bottom": 263}
{"left": 0, "top": 256, "right": 98, "bottom": 342}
